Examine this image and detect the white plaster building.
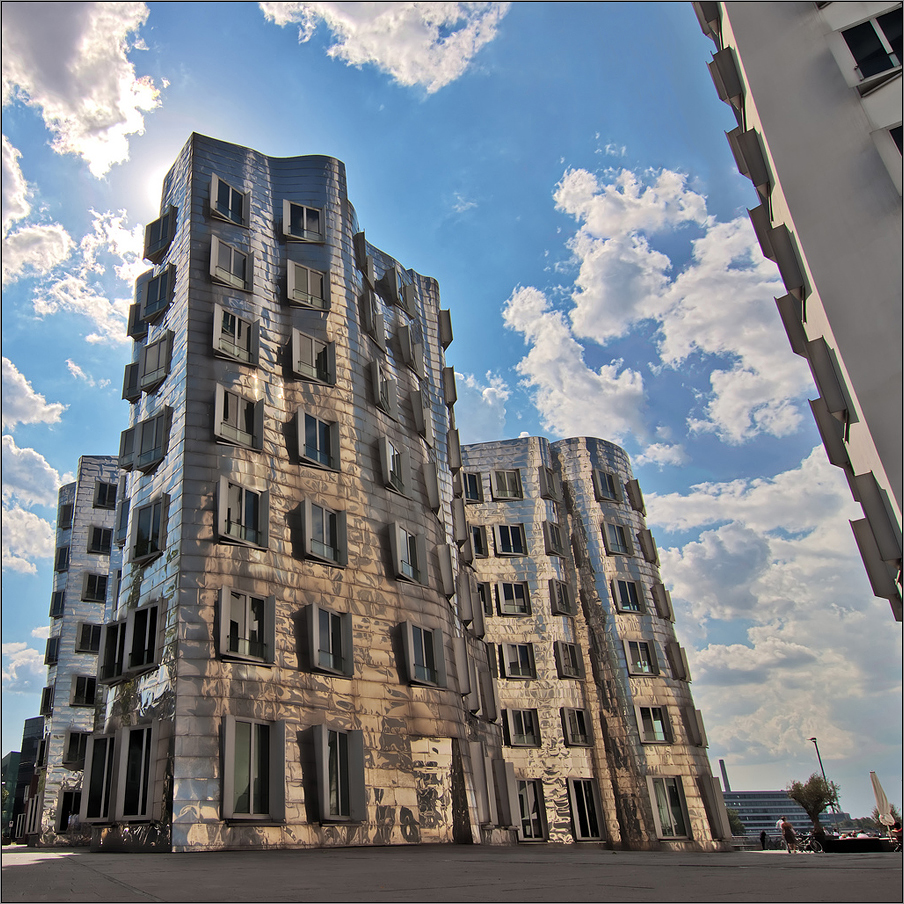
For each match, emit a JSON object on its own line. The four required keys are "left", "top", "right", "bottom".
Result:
{"left": 694, "top": 1, "right": 903, "bottom": 619}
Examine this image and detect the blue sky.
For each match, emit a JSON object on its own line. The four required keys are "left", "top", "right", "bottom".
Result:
{"left": 2, "top": 1, "right": 899, "bottom": 820}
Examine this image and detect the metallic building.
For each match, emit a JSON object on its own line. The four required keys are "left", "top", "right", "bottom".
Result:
{"left": 694, "top": 1, "right": 903, "bottom": 620}
{"left": 84, "top": 133, "right": 502, "bottom": 852}
{"left": 29, "top": 456, "right": 121, "bottom": 845}
{"left": 460, "top": 436, "right": 731, "bottom": 850}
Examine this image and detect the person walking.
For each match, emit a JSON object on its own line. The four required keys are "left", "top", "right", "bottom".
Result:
{"left": 780, "top": 817, "right": 798, "bottom": 853}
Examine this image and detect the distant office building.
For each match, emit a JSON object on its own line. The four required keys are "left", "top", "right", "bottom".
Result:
{"left": 11, "top": 718, "right": 42, "bottom": 842}
{"left": 30, "top": 456, "right": 122, "bottom": 844}
{"left": 2, "top": 752, "right": 20, "bottom": 835}
{"left": 694, "top": 1, "right": 903, "bottom": 620}
{"left": 460, "top": 436, "right": 731, "bottom": 849}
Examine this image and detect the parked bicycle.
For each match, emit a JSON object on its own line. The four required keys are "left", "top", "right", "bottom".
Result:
{"left": 797, "top": 832, "right": 824, "bottom": 853}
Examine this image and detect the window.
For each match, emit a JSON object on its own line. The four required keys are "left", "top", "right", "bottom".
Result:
{"left": 123, "top": 362, "right": 140, "bottom": 403}
{"left": 144, "top": 206, "right": 176, "bottom": 263}
{"left": 308, "top": 605, "right": 353, "bottom": 677}
{"left": 390, "top": 524, "right": 427, "bottom": 584}
{"left": 503, "top": 709, "right": 540, "bottom": 747}
{"left": 470, "top": 525, "right": 488, "bottom": 558}
{"left": 411, "top": 388, "right": 434, "bottom": 444}
{"left": 613, "top": 579, "right": 643, "bottom": 613}
{"left": 292, "top": 330, "right": 335, "bottom": 384}
{"left": 94, "top": 482, "right": 117, "bottom": 509}
{"left": 567, "top": 778, "right": 604, "bottom": 841}
{"left": 214, "top": 386, "right": 263, "bottom": 450}
{"left": 603, "top": 522, "right": 632, "bottom": 556}
{"left": 55, "top": 546, "right": 70, "bottom": 572}
{"left": 82, "top": 574, "right": 108, "bottom": 603}
{"left": 49, "top": 591, "right": 65, "bottom": 618}
{"left": 132, "top": 496, "right": 168, "bottom": 564}
{"left": 637, "top": 528, "right": 659, "bottom": 564}
{"left": 298, "top": 410, "right": 339, "bottom": 470}
{"left": 492, "top": 469, "right": 522, "bottom": 500}
{"left": 75, "top": 623, "right": 102, "bottom": 654}
{"left": 665, "top": 641, "right": 690, "bottom": 681}
{"left": 499, "top": 643, "right": 536, "bottom": 679}
{"left": 218, "top": 478, "right": 268, "bottom": 549}
{"left": 842, "top": 11, "right": 902, "bottom": 80}
{"left": 303, "top": 500, "right": 348, "bottom": 566}
{"left": 382, "top": 263, "right": 416, "bottom": 315}
{"left": 494, "top": 524, "right": 526, "bottom": 556}
{"left": 82, "top": 735, "right": 116, "bottom": 822}
{"left": 496, "top": 582, "right": 530, "bottom": 616}
{"left": 223, "top": 716, "right": 286, "bottom": 821}
{"left": 282, "top": 200, "right": 323, "bottom": 242}
{"left": 210, "top": 236, "right": 252, "bottom": 291}
{"left": 549, "top": 580, "right": 574, "bottom": 616}
{"left": 561, "top": 708, "right": 592, "bottom": 747}
{"left": 219, "top": 589, "right": 275, "bottom": 663}
{"left": 625, "top": 478, "right": 645, "bottom": 514}
{"left": 119, "top": 408, "right": 172, "bottom": 472}
{"left": 313, "top": 724, "right": 365, "bottom": 822}
{"left": 360, "top": 290, "right": 385, "bottom": 348}
{"left": 127, "top": 302, "right": 148, "bottom": 340}
{"left": 70, "top": 675, "right": 97, "bottom": 707}
{"left": 139, "top": 331, "right": 173, "bottom": 390}
{"left": 554, "top": 642, "right": 584, "bottom": 679}
{"left": 210, "top": 174, "right": 248, "bottom": 225}
{"left": 287, "top": 261, "right": 329, "bottom": 310}
{"left": 651, "top": 582, "right": 674, "bottom": 621}
{"left": 517, "top": 780, "right": 547, "bottom": 841}
{"left": 463, "top": 472, "right": 483, "bottom": 503}
{"left": 593, "top": 469, "right": 621, "bottom": 502}
{"left": 63, "top": 732, "right": 89, "bottom": 767}
{"left": 401, "top": 622, "right": 446, "bottom": 686}
{"left": 114, "top": 490, "right": 130, "bottom": 547}
{"left": 45, "top": 636, "right": 60, "bottom": 665}
{"left": 650, "top": 777, "right": 689, "bottom": 838}
{"left": 137, "top": 266, "right": 175, "bottom": 322}
{"left": 99, "top": 621, "right": 126, "bottom": 683}
{"left": 398, "top": 323, "right": 425, "bottom": 377}
{"left": 638, "top": 706, "right": 671, "bottom": 743}
{"left": 380, "top": 437, "right": 411, "bottom": 496}
{"left": 128, "top": 604, "right": 159, "bottom": 672}
{"left": 371, "top": 360, "right": 398, "bottom": 417}
{"left": 626, "top": 640, "right": 658, "bottom": 676}
{"left": 58, "top": 502, "right": 74, "bottom": 530}
{"left": 88, "top": 526, "right": 113, "bottom": 555}
{"left": 477, "top": 582, "right": 492, "bottom": 617}
{"left": 213, "top": 305, "right": 258, "bottom": 365}
{"left": 40, "top": 685, "right": 54, "bottom": 715}
{"left": 543, "top": 521, "right": 566, "bottom": 556}
{"left": 116, "top": 724, "right": 157, "bottom": 821}
{"left": 538, "top": 465, "right": 561, "bottom": 501}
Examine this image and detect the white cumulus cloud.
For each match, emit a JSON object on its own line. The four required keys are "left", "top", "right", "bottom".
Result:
{"left": 1, "top": 1, "right": 161, "bottom": 176}
{"left": 1, "top": 504, "right": 55, "bottom": 574}
{"left": 1, "top": 641, "right": 46, "bottom": 692}
{"left": 1, "top": 358, "right": 67, "bottom": 430}
{"left": 259, "top": 1, "right": 509, "bottom": 93}
{"left": 2, "top": 223, "right": 75, "bottom": 285}
{"left": 1, "top": 434, "right": 64, "bottom": 508}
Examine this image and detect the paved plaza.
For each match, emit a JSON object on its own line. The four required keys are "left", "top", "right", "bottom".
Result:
{"left": 1, "top": 845, "right": 901, "bottom": 903}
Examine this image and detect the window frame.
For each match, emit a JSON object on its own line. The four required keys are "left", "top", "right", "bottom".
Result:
{"left": 494, "top": 523, "right": 527, "bottom": 557}
{"left": 75, "top": 622, "right": 102, "bottom": 654}
{"left": 218, "top": 588, "right": 276, "bottom": 664}
{"left": 88, "top": 526, "right": 113, "bottom": 556}
{"left": 411, "top": 388, "right": 434, "bottom": 444}
{"left": 81, "top": 734, "right": 117, "bottom": 823}
{"left": 114, "top": 723, "right": 159, "bottom": 822}
{"left": 612, "top": 579, "right": 645, "bottom": 613}
{"left": 549, "top": 579, "right": 574, "bottom": 616}
{"left": 282, "top": 199, "right": 324, "bottom": 243}
{"left": 637, "top": 705, "right": 672, "bottom": 744}
{"left": 214, "top": 384, "right": 264, "bottom": 450}
{"left": 93, "top": 482, "right": 117, "bottom": 510}
{"left": 498, "top": 642, "right": 536, "bottom": 679}
{"left": 840, "top": 11, "right": 903, "bottom": 82}
{"left": 390, "top": 523, "right": 428, "bottom": 585}
{"left": 139, "top": 330, "right": 173, "bottom": 391}
{"left": 380, "top": 436, "right": 411, "bottom": 497}
{"left": 143, "top": 205, "right": 176, "bottom": 263}
{"left": 554, "top": 641, "right": 585, "bottom": 680}
{"left": 492, "top": 469, "right": 523, "bottom": 500}
{"left": 119, "top": 408, "right": 172, "bottom": 473}
{"left": 543, "top": 521, "right": 566, "bottom": 557}
{"left": 603, "top": 521, "right": 633, "bottom": 556}
{"left": 69, "top": 674, "right": 98, "bottom": 707}
{"left": 291, "top": 329, "right": 335, "bottom": 385}
{"left": 593, "top": 468, "right": 621, "bottom": 502}
{"left": 297, "top": 409, "right": 340, "bottom": 471}
{"left": 138, "top": 265, "right": 176, "bottom": 323}
{"left": 561, "top": 708, "right": 593, "bottom": 747}
{"left": 210, "top": 235, "right": 253, "bottom": 292}
{"left": 58, "top": 502, "right": 74, "bottom": 530}
{"left": 287, "top": 260, "right": 329, "bottom": 310}
{"left": 517, "top": 780, "right": 548, "bottom": 841}
{"left": 495, "top": 582, "right": 531, "bottom": 616}
{"left": 625, "top": 639, "right": 659, "bottom": 676}
{"left": 212, "top": 304, "right": 259, "bottom": 367}
{"left": 470, "top": 524, "right": 488, "bottom": 558}
{"left": 210, "top": 174, "right": 250, "bottom": 227}
{"left": 567, "top": 778, "right": 604, "bottom": 841}
{"left": 398, "top": 323, "right": 425, "bottom": 377}
{"left": 63, "top": 731, "right": 89, "bottom": 768}
{"left": 649, "top": 776, "right": 691, "bottom": 839}
{"left": 55, "top": 545, "right": 70, "bottom": 572}
{"left": 218, "top": 477, "right": 269, "bottom": 550}
{"left": 307, "top": 604, "right": 354, "bottom": 677}
{"left": 463, "top": 472, "right": 483, "bottom": 503}
{"left": 401, "top": 622, "right": 447, "bottom": 687}
{"left": 81, "top": 573, "right": 108, "bottom": 603}
{"left": 222, "top": 716, "right": 286, "bottom": 822}
{"left": 303, "top": 499, "right": 348, "bottom": 566}
{"left": 49, "top": 591, "right": 65, "bottom": 618}
{"left": 371, "top": 360, "right": 399, "bottom": 418}
{"left": 312, "top": 724, "right": 365, "bottom": 823}
{"left": 130, "top": 495, "right": 169, "bottom": 565}
{"left": 360, "top": 290, "right": 385, "bottom": 349}
{"left": 503, "top": 709, "right": 541, "bottom": 747}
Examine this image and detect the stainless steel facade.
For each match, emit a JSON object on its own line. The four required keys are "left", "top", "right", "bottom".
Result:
{"left": 461, "top": 436, "right": 731, "bottom": 850}
{"left": 34, "top": 455, "right": 121, "bottom": 845}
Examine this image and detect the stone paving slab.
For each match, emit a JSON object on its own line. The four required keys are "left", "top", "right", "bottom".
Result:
{"left": 1, "top": 845, "right": 901, "bottom": 903}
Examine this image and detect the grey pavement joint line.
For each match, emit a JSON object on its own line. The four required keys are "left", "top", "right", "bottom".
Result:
{"left": 58, "top": 853, "right": 166, "bottom": 903}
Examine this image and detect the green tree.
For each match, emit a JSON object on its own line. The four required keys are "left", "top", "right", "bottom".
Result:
{"left": 787, "top": 773, "right": 840, "bottom": 834}
{"left": 726, "top": 807, "right": 746, "bottom": 836}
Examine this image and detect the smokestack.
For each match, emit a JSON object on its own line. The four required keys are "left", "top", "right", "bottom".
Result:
{"left": 719, "top": 759, "right": 731, "bottom": 792}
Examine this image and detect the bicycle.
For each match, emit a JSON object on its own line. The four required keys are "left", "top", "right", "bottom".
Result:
{"left": 797, "top": 833, "right": 824, "bottom": 853}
